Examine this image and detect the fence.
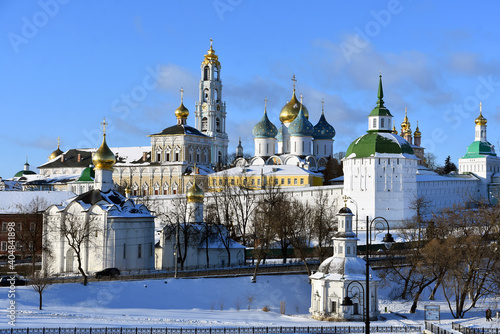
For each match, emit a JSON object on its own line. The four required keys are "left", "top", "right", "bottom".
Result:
{"left": 48, "top": 263, "right": 318, "bottom": 284}
{"left": 0, "top": 325, "right": 422, "bottom": 334}
{"left": 452, "top": 322, "right": 500, "bottom": 334}
{"left": 424, "top": 322, "right": 454, "bottom": 334}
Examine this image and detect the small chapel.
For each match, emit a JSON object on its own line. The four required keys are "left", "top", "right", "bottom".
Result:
{"left": 43, "top": 120, "right": 156, "bottom": 275}
{"left": 309, "top": 204, "right": 380, "bottom": 321}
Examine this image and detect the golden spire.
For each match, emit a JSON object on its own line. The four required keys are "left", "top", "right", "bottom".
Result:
{"left": 175, "top": 87, "right": 189, "bottom": 120}
{"left": 264, "top": 97, "right": 268, "bottom": 112}
{"left": 57, "top": 136, "right": 61, "bottom": 149}
{"left": 202, "top": 38, "right": 220, "bottom": 66}
{"left": 342, "top": 195, "right": 348, "bottom": 207}
{"left": 291, "top": 74, "right": 297, "bottom": 92}
{"left": 321, "top": 98, "right": 325, "bottom": 114}
{"left": 401, "top": 106, "right": 410, "bottom": 135}
{"left": 101, "top": 117, "right": 108, "bottom": 135}
{"left": 414, "top": 120, "right": 421, "bottom": 137}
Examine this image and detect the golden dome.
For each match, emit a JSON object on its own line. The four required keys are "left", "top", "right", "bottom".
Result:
{"left": 405, "top": 127, "right": 412, "bottom": 136}
{"left": 186, "top": 180, "right": 204, "bottom": 203}
{"left": 202, "top": 39, "right": 220, "bottom": 67}
{"left": 401, "top": 107, "right": 410, "bottom": 131}
{"left": 93, "top": 133, "right": 116, "bottom": 170}
{"left": 48, "top": 137, "right": 63, "bottom": 161}
{"left": 279, "top": 90, "right": 309, "bottom": 123}
{"left": 414, "top": 122, "right": 421, "bottom": 137}
{"left": 392, "top": 124, "right": 398, "bottom": 134}
{"left": 475, "top": 103, "right": 487, "bottom": 125}
{"left": 175, "top": 89, "right": 189, "bottom": 120}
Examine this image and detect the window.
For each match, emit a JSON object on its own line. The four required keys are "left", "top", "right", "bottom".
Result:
{"left": 123, "top": 244, "right": 126, "bottom": 259}
{"left": 175, "top": 152, "right": 179, "bottom": 161}
{"left": 251, "top": 179, "right": 255, "bottom": 185}
{"left": 30, "top": 223, "right": 36, "bottom": 231}
{"left": 216, "top": 118, "right": 221, "bottom": 133}
{"left": 2, "top": 222, "right": 8, "bottom": 232}
{"left": 288, "top": 178, "right": 291, "bottom": 185}
{"left": 165, "top": 152, "right": 170, "bottom": 162}
{"left": 294, "top": 178, "right": 297, "bottom": 185}
{"left": 372, "top": 118, "right": 376, "bottom": 128}
{"left": 231, "top": 179, "right": 235, "bottom": 185}
{"left": 201, "top": 117, "right": 208, "bottom": 132}
{"left": 381, "top": 118, "right": 385, "bottom": 128}
{"left": 203, "top": 66, "right": 209, "bottom": 80}
{"left": 331, "top": 301, "right": 337, "bottom": 314}
{"left": 353, "top": 303, "right": 359, "bottom": 315}
{"left": 157, "top": 153, "right": 161, "bottom": 162}
{"left": 346, "top": 246, "right": 351, "bottom": 255}
{"left": 138, "top": 244, "right": 142, "bottom": 258}
{"left": 281, "top": 178, "right": 284, "bottom": 185}
{"left": 300, "top": 178, "right": 304, "bottom": 185}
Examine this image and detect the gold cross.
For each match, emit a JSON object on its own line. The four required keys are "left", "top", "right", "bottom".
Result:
{"left": 264, "top": 97, "right": 268, "bottom": 111}
{"left": 291, "top": 74, "right": 297, "bottom": 91}
{"left": 300, "top": 93, "right": 303, "bottom": 104}
{"left": 180, "top": 87, "right": 184, "bottom": 102}
{"left": 57, "top": 136, "right": 61, "bottom": 148}
{"left": 210, "top": 38, "right": 213, "bottom": 48}
{"left": 321, "top": 98, "right": 325, "bottom": 113}
{"left": 101, "top": 117, "right": 108, "bottom": 134}
{"left": 479, "top": 101, "right": 483, "bottom": 113}
{"left": 342, "top": 195, "right": 349, "bottom": 207}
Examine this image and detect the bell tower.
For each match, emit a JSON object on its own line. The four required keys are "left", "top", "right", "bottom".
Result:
{"left": 195, "top": 39, "right": 229, "bottom": 166}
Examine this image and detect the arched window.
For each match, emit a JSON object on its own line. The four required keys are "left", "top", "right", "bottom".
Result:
{"left": 214, "top": 67, "right": 219, "bottom": 80}
{"left": 215, "top": 89, "right": 219, "bottom": 102}
{"left": 201, "top": 117, "right": 208, "bottom": 132}
{"left": 216, "top": 118, "right": 221, "bottom": 132}
{"left": 372, "top": 118, "right": 377, "bottom": 128}
{"left": 203, "top": 66, "right": 209, "bottom": 80}
{"left": 381, "top": 118, "right": 385, "bottom": 128}
{"left": 204, "top": 88, "right": 209, "bottom": 102}
{"left": 218, "top": 151, "right": 222, "bottom": 164}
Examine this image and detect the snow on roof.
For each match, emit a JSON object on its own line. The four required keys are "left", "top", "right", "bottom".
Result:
{"left": 416, "top": 167, "right": 478, "bottom": 182}
{"left": 0, "top": 191, "right": 76, "bottom": 214}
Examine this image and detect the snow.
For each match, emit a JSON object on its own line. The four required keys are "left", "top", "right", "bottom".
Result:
{"left": 0, "top": 274, "right": 498, "bottom": 329}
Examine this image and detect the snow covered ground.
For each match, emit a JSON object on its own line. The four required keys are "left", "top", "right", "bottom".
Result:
{"left": 0, "top": 274, "right": 498, "bottom": 330}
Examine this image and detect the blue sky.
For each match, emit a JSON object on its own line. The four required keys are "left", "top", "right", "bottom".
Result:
{"left": 1, "top": 1, "right": 500, "bottom": 177}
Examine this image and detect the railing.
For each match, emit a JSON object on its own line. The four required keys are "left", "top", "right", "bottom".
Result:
{"left": 0, "top": 325, "right": 422, "bottom": 334}
{"left": 452, "top": 322, "right": 500, "bottom": 334}
{"left": 48, "top": 263, "right": 318, "bottom": 284}
{"left": 425, "top": 321, "right": 454, "bottom": 334}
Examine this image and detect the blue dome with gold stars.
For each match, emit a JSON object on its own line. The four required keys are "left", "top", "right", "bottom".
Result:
{"left": 253, "top": 110, "right": 278, "bottom": 138}
{"left": 313, "top": 113, "right": 336, "bottom": 139}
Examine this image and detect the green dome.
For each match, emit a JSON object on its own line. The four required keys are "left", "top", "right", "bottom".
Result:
{"left": 13, "top": 170, "right": 36, "bottom": 178}
{"left": 345, "top": 132, "right": 415, "bottom": 159}
{"left": 461, "top": 141, "right": 496, "bottom": 159}
{"left": 253, "top": 110, "right": 278, "bottom": 138}
{"left": 78, "top": 166, "right": 95, "bottom": 182}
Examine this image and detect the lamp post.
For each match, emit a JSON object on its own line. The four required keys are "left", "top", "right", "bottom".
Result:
{"left": 365, "top": 216, "right": 394, "bottom": 334}
{"left": 341, "top": 280, "right": 365, "bottom": 321}
{"left": 343, "top": 195, "right": 359, "bottom": 236}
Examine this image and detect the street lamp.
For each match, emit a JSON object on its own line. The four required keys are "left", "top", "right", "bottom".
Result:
{"left": 361, "top": 216, "right": 395, "bottom": 334}
{"left": 341, "top": 280, "right": 365, "bottom": 321}
{"left": 343, "top": 195, "right": 359, "bottom": 236}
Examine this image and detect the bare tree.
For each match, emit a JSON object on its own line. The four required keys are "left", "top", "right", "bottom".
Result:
{"left": 287, "top": 199, "right": 314, "bottom": 275}
{"left": 30, "top": 269, "right": 52, "bottom": 310}
{"left": 58, "top": 212, "right": 101, "bottom": 286}
{"left": 229, "top": 174, "right": 258, "bottom": 246}
{"left": 310, "top": 191, "right": 336, "bottom": 262}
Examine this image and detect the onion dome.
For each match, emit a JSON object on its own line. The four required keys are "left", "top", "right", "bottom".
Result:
{"left": 405, "top": 127, "right": 412, "bottom": 136}
{"left": 346, "top": 132, "right": 415, "bottom": 159}
{"left": 368, "top": 75, "right": 392, "bottom": 118}
{"left": 186, "top": 180, "right": 204, "bottom": 203}
{"left": 475, "top": 103, "right": 487, "bottom": 125}
{"left": 253, "top": 102, "right": 278, "bottom": 138}
{"left": 401, "top": 107, "right": 410, "bottom": 133}
{"left": 78, "top": 166, "right": 95, "bottom": 182}
{"left": 392, "top": 124, "right": 398, "bottom": 134}
{"left": 93, "top": 119, "right": 116, "bottom": 170}
{"left": 313, "top": 102, "right": 336, "bottom": 139}
{"left": 175, "top": 88, "right": 189, "bottom": 120}
{"left": 49, "top": 137, "right": 63, "bottom": 161}
{"left": 279, "top": 76, "right": 309, "bottom": 123}
{"left": 288, "top": 101, "right": 314, "bottom": 137}
{"left": 414, "top": 122, "right": 421, "bottom": 137}
{"left": 202, "top": 39, "right": 220, "bottom": 67}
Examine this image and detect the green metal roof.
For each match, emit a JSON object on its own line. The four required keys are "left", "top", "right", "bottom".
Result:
{"left": 461, "top": 140, "right": 497, "bottom": 159}
{"left": 345, "top": 132, "right": 415, "bottom": 159}
{"left": 13, "top": 170, "right": 36, "bottom": 178}
{"left": 78, "top": 166, "right": 95, "bottom": 182}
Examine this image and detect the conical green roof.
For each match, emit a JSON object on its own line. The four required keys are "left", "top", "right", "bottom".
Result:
{"left": 368, "top": 75, "right": 392, "bottom": 117}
